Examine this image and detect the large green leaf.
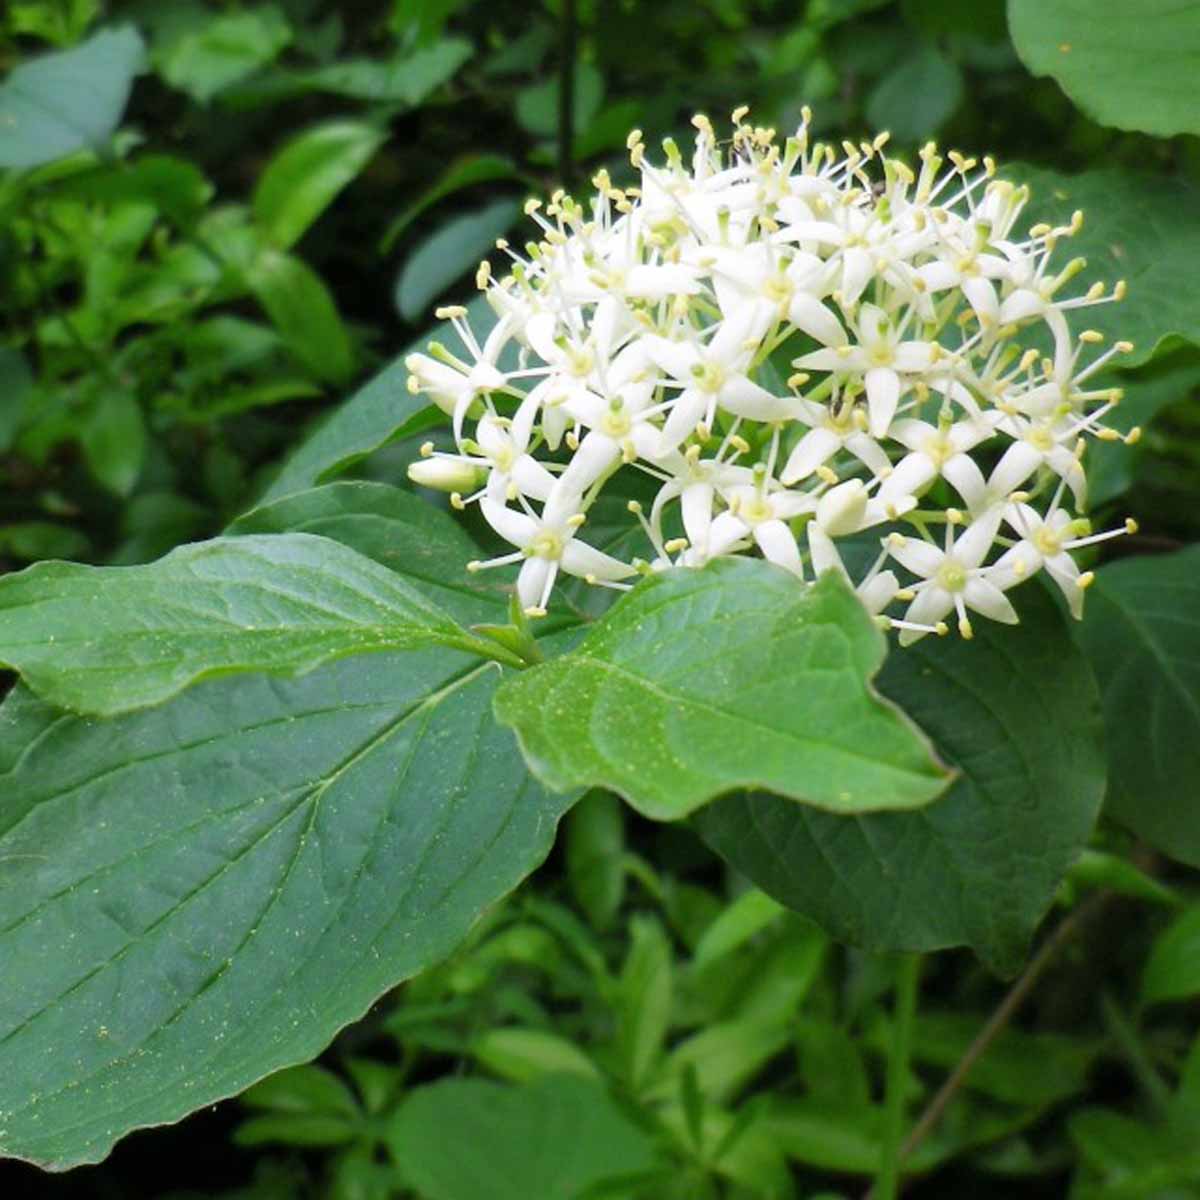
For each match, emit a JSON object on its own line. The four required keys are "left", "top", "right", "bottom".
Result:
{"left": 1008, "top": 0, "right": 1200, "bottom": 138}
{"left": 494, "top": 561, "right": 951, "bottom": 821}
{"left": 227, "top": 481, "right": 511, "bottom": 626}
{"left": 0, "top": 26, "right": 144, "bottom": 169}
{"left": 0, "top": 651, "right": 574, "bottom": 1169}
{"left": 0, "top": 532, "right": 511, "bottom": 715}
{"left": 254, "top": 122, "right": 387, "bottom": 251}
{"left": 259, "top": 293, "right": 498, "bottom": 503}
{"left": 386, "top": 1075, "right": 657, "bottom": 1200}
{"left": 1010, "top": 166, "right": 1200, "bottom": 368}
{"left": 1076, "top": 546, "right": 1200, "bottom": 867}
{"left": 694, "top": 584, "right": 1106, "bottom": 974}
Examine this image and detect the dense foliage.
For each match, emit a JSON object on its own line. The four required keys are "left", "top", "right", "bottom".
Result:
{"left": 2, "top": 1, "right": 1199, "bottom": 1198}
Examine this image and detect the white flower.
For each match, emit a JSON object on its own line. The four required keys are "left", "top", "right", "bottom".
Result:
{"left": 886, "top": 515, "right": 1017, "bottom": 644}
{"left": 477, "top": 493, "right": 636, "bottom": 615}
{"left": 405, "top": 107, "right": 1132, "bottom": 642}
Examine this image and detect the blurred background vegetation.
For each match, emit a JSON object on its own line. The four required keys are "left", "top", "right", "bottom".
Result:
{"left": 2, "top": 2, "right": 1199, "bottom": 1197}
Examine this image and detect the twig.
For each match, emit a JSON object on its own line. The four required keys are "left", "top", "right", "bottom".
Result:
{"left": 862, "top": 891, "right": 1108, "bottom": 1199}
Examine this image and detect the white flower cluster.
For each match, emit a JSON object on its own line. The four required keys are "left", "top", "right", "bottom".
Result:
{"left": 407, "top": 107, "right": 1138, "bottom": 643}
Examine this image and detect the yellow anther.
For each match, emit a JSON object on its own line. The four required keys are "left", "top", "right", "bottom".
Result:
{"left": 450, "top": 492, "right": 465, "bottom": 510}
{"left": 1125, "top": 517, "right": 1139, "bottom": 534}
{"left": 1077, "top": 571, "right": 1096, "bottom": 590}
{"left": 664, "top": 537, "right": 689, "bottom": 554}
{"left": 958, "top": 617, "right": 974, "bottom": 640}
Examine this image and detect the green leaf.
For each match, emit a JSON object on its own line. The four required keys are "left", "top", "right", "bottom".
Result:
{"left": 380, "top": 154, "right": 524, "bottom": 252}
{"left": 471, "top": 1027, "right": 601, "bottom": 1083}
{"left": 240, "top": 1064, "right": 359, "bottom": 1117}
{"left": 0, "top": 653, "right": 573, "bottom": 1169}
{"left": 514, "top": 61, "right": 604, "bottom": 138}
{"left": 258, "top": 293, "right": 498, "bottom": 504}
{"left": 80, "top": 385, "right": 145, "bottom": 496}
{"left": 865, "top": 44, "right": 964, "bottom": 142}
{"left": 494, "top": 561, "right": 951, "bottom": 821}
{"left": 693, "top": 889, "right": 786, "bottom": 970}
{"left": 156, "top": 5, "right": 292, "bottom": 103}
{"left": 0, "top": 26, "right": 144, "bottom": 169}
{"left": 0, "top": 532, "right": 510, "bottom": 715}
{"left": 564, "top": 790, "right": 626, "bottom": 932}
{"left": 1142, "top": 908, "right": 1200, "bottom": 1007}
{"left": 292, "top": 37, "right": 471, "bottom": 104}
{"left": 254, "top": 122, "right": 386, "bottom": 251}
{"left": 1008, "top": 0, "right": 1200, "bottom": 138}
{"left": 1011, "top": 166, "right": 1200, "bottom": 368}
{"left": 394, "top": 199, "right": 522, "bottom": 323}
{"left": 227, "top": 481, "right": 511, "bottom": 626}
{"left": 695, "top": 584, "right": 1106, "bottom": 974}
{"left": 1090, "top": 354, "right": 1200, "bottom": 507}
{"left": 616, "top": 916, "right": 674, "bottom": 1092}
{"left": 1076, "top": 547, "right": 1200, "bottom": 867}
{"left": 247, "top": 249, "right": 355, "bottom": 384}
{"left": 386, "top": 1075, "right": 657, "bottom": 1200}
{"left": 869, "top": 1010, "right": 1097, "bottom": 1107}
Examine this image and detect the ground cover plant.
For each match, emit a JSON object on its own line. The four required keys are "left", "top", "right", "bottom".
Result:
{"left": 1, "top": 2, "right": 1199, "bottom": 1197}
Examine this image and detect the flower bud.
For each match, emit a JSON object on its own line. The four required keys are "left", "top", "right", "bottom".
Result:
{"left": 407, "top": 458, "right": 484, "bottom": 494}
{"left": 816, "top": 479, "right": 869, "bottom": 536}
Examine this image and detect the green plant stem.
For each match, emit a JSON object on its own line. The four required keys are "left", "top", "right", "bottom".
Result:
{"left": 558, "top": 0, "right": 577, "bottom": 188}
{"left": 875, "top": 954, "right": 921, "bottom": 1200}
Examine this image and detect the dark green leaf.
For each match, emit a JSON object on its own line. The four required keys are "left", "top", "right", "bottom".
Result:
{"left": 254, "top": 122, "right": 387, "bottom": 251}
{"left": 564, "top": 790, "right": 626, "bottom": 932}
{"left": 0, "top": 653, "right": 572, "bottom": 1169}
{"left": 386, "top": 1075, "right": 657, "bottom": 1200}
{"left": 227, "top": 481, "right": 511, "bottom": 626}
{"left": 696, "top": 585, "right": 1106, "bottom": 973}
{"left": 494, "top": 562, "right": 951, "bottom": 821}
{"left": 394, "top": 199, "right": 522, "bottom": 323}
{"left": 1076, "top": 547, "right": 1200, "bottom": 867}
{"left": 1009, "top": 0, "right": 1200, "bottom": 137}
{"left": 0, "top": 532, "right": 508, "bottom": 714}
{"left": 1011, "top": 166, "right": 1200, "bottom": 368}
{"left": 0, "top": 26, "right": 144, "bottom": 169}
{"left": 865, "top": 44, "right": 964, "bottom": 142}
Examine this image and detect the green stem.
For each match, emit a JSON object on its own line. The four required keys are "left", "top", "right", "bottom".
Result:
{"left": 557, "top": 0, "right": 577, "bottom": 190}
{"left": 876, "top": 954, "right": 921, "bottom": 1200}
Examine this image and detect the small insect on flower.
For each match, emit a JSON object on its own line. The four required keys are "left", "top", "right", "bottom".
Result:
{"left": 406, "top": 107, "right": 1136, "bottom": 641}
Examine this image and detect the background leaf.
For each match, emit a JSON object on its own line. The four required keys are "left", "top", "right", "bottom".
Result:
{"left": 0, "top": 532, "right": 500, "bottom": 714}
{"left": 494, "top": 561, "right": 951, "bottom": 820}
{"left": 387, "top": 1075, "right": 657, "bottom": 1200}
{"left": 259, "top": 293, "right": 498, "bottom": 502}
{"left": 1011, "top": 166, "right": 1200, "bottom": 368}
{"left": 254, "top": 122, "right": 387, "bottom": 251}
{"left": 394, "top": 199, "right": 522, "bottom": 323}
{"left": 1008, "top": 0, "right": 1200, "bottom": 138}
{"left": 1076, "top": 546, "right": 1200, "bottom": 867}
{"left": 0, "top": 651, "right": 574, "bottom": 1169}
{"left": 247, "top": 249, "right": 355, "bottom": 384}
{"left": 695, "top": 584, "right": 1106, "bottom": 974}
{"left": 0, "top": 26, "right": 144, "bottom": 168}
{"left": 865, "top": 44, "right": 963, "bottom": 142}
